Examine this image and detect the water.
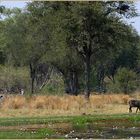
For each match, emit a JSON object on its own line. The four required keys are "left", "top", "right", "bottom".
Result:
{"left": 48, "top": 121, "right": 140, "bottom": 139}
{"left": 1, "top": 119, "right": 140, "bottom": 139}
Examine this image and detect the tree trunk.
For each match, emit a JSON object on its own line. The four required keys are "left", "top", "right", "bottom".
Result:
{"left": 64, "top": 74, "right": 70, "bottom": 94}
{"left": 123, "top": 80, "right": 129, "bottom": 94}
{"left": 84, "top": 55, "right": 90, "bottom": 99}
{"left": 70, "top": 71, "right": 79, "bottom": 95}
{"left": 31, "top": 75, "right": 35, "bottom": 94}
{"left": 97, "top": 64, "right": 105, "bottom": 93}
{"left": 29, "top": 63, "right": 36, "bottom": 94}
{"left": 64, "top": 70, "right": 79, "bottom": 95}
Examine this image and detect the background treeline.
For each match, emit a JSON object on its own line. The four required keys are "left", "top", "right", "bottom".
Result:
{"left": 0, "top": 1, "right": 140, "bottom": 98}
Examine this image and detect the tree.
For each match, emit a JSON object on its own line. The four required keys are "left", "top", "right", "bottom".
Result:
{"left": 0, "top": 7, "right": 50, "bottom": 94}
{"left": 26, "top": 1, "right": 138, "bottom": 98}
{"left": 96, "top": 25, "right": 139, "bottom": 93}
{"left": 0, "top": 2, "right": 138, "bottom": 96}
{"left": 56, "top": 2, "right": 136, "bottom": 99}
{"left": 26, "top": 2, "right": 84, "bottom": 95}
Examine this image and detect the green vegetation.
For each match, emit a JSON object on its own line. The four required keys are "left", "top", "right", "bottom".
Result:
{"left": 0, "top": 66, "right": 30, "bottom": 92}
{"left": 0, "top": 2, "right": 140, "bottom": 139}
{"left": 0, "top": 128, "right": 54, "bottom": 139}
{"left": 0, "top": 2, "right": 140, "bottom": 98}
{"left": 114, "top": 68, "right": 137, "bottom": 94}
{"left": 107, "top": 68, "right": 138, "bottom": 94}
{"left": 0, "top": 114, "right": 140, "bottom": 138}
{"left": 0, "top": 114, "right": 140, "bottom": 126}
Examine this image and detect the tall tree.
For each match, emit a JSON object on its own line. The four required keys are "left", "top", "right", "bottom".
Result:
{"left": 27, "top": 2, "right": 83, "bottom": 95}
{"left": 26, "top": 1, "right": 138, "bottom": 98}
{"left": 53, "top": 2, "right": 136, "bottom": 99}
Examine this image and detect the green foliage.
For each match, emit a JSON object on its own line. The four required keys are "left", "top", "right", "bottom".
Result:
{"left": 0, "top": 50, "right": 5, "bottom": 65}
{"left": 79, "top": 66, "right": 98, "bottom": 91}
{"left": 107, "top": 67, "right": 137, "bottom": 93}
{"left": 106, "top": 81, "right": 119, "bottom": 93}
{"left": 116, "top": 68, "right": 137, "bottom": 93}
{"left": 0, "top": 6, "right": 5, "bottom": 15}
{"left": 39, "top": 73, "right": 65, "bottom": 95}
{"left": 0, "top": 65, "right": 30, "bottom": 91}
{"left": 0, "top": 128, "right": 54, "bottom": 139}
{"left": 0, "top": 2, "right": 139, "bottom": 95}
{"left": 0, "top": 114, "right": 140, "bottom": 139}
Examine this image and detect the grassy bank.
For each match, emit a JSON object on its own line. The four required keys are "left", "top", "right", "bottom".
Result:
{"left": 0, "top": 114, "right": 140, "bottom": 139}
{"left": 0, "top": 114, "right": 140, "bottom": 126}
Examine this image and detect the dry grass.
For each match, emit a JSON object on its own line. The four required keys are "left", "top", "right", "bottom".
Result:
{"left": 1, "top": 95, "right": 26, "bottom": 109}
{"left": 0, "top": 93, "right": 138, "bottom": 117}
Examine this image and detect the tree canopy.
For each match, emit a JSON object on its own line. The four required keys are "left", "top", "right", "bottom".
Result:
{"left": 0, "top": 1, "right": 139, "bottom": 98}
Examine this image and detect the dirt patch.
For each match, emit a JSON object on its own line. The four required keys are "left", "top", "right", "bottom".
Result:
{"left": 0, "top": 124, "right": 46, "bottom": 131}
{"left": 0, "top": 122, "right": 72, "bottom": 132}
{"left": 96, "top": 118, "right": 131, "bottom": 123}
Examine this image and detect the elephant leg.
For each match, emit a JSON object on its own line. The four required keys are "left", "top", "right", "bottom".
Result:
{"left": 129, "top": 107, "right": 132, "bottom": 113}
{"left": 136, "top": 107, "right": 139, "bottom": 113}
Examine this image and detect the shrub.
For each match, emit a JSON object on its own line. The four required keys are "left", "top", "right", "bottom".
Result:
{"left": 0, "top": 65, "right": 30, "bottom": 92}
{"left": 107, "top": 67, "right": 137, "bottom": 94}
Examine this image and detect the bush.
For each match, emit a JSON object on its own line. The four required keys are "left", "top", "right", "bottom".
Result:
{"left": 107, "top": 67, "right": 137, "bottom": 94}
{"left": 0, "top": 65, "right": 30, "bottom": 92}
{"left": 39, "top": 72, "right": 65, "bottom": 95}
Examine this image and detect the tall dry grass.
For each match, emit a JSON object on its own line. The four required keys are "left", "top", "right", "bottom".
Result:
{"left": 0, "top": 94, "right": 131, "bottom": 111}
{"left": 1, "top": 95, "right": 26, "bottom": 109}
